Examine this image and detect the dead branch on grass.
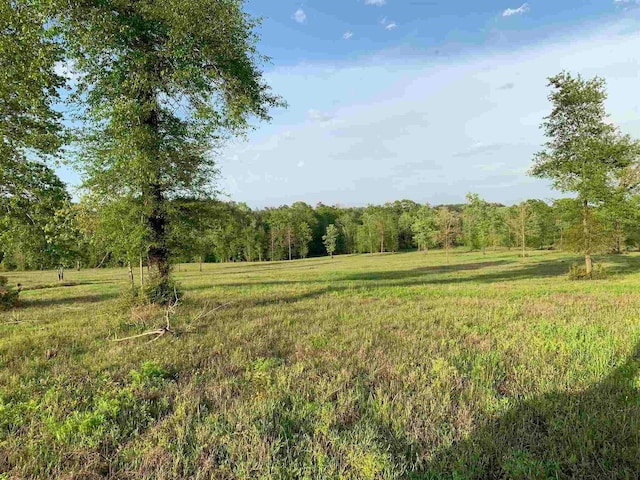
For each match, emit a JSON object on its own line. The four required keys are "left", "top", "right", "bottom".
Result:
{"left": 111, "top": 288, "right": 180, "bottom": 343}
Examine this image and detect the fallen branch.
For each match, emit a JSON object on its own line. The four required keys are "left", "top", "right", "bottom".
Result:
{"left": 192, "top": 301, "right": 235, "bottom": 322}
{"left": 111, "top": 327, "right": 172, "bottom": 343}
{"left": 112, "top": 288, "right": 180, "bottom": 343}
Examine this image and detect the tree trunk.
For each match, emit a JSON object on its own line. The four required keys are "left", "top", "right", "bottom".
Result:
{"left": 585, "top": 252, "right": 593, "bottom": 275}
{"left": 288, "top": 227, "right": 292, "bottom": 261}
{"left": 380, "top": 228, "right": 385, "bottom": 253}
{"left": 583, "top": 200, "right": 592, "bottom": 275}
{"left": 521, "top": 222, "right": 526, "bottom": 258}
{"left": 128, "top": 262, "right": 134, "bottom": 288}
{"left": 140, "top": 64, "right": 170, "bottom": 296}
{"left": 199, "top": 256, "right": 203, "bottom": 272}
{"left": 139, "top": 256, "right": 144, "bottom": 286}
{"left": 76, "top": 260, "right": 80, "bottom": 271}
{"left": 147, "top": 185, "right": 169, "bottom": 284}
{"left": 270, "top": 230, "right": 275, "bottom": 261}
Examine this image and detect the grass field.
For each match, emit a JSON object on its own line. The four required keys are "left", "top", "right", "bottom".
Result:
{"left": 1, "top": 250, "right": 640, "bottom": 479}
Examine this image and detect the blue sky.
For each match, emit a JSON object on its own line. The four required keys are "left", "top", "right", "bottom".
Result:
{"left": 58, "top": 1, "right": 640, "bottom": 208}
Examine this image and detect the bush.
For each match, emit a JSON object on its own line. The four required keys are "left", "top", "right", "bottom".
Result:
{"left": 119, "top": 275, "right": 182, "bottom": 308}
{"left": 568, "top": 263, "right": 607, "bottom": 280}
{"left": 0, "top": 276, "right": 20, "bottom": 310}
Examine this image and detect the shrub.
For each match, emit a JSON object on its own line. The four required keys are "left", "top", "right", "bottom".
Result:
{"left": 0, "top": 276, "right": 19, "bottom": 310}
{"left": 568, "top": 263, "right": 607, "bottom": 280}
{"left": 119, "top": 275, "right": 182, "bottom": 308}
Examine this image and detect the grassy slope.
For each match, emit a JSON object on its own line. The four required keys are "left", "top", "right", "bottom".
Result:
{"left": 1, "top": 250, "right": 640, "bottom": 479}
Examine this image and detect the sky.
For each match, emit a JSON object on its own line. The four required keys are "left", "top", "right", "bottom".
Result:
{"left": 58, "top": 0, "right": 640, "bottom": 208}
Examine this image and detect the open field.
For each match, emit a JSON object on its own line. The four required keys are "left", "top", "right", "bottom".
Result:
{"left": 2, "top": 250, "right": 640, "bottom": 479}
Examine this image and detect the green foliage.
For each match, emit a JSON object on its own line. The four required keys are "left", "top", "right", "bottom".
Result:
{"left": 462, "top": 193, "right": 495, "bottom": 252}
{"left": 0, "top": 276, "right": 19, "bottom": 310}
{"left": 567, "top": 263, "right": 608, "bottom": 280}
{"left": 435, "top": 206, "right": 461, "bottom": 260}
{"left": 0, "top": 1, "right": 72, "bottom": 271}
{"left": 531, "top": 71, "right": 640, "bottom": 271}
{"left": 411, "top": 205, "right": 437, "bottom": 252}
{"left": 357, "top": 206, "right": 399, "bottom": 253}
{"left": 322, "top": 224, "right": 339, "bottom": 257}
{"left": 46, "top": 0, "right": 283, "bottom": 298}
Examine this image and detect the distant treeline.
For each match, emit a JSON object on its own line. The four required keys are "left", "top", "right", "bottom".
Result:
{"left": 2, "top": 193, "right": 639, "bottom": 271}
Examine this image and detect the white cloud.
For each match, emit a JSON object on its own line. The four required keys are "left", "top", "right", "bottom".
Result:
{"left": 380, "top": 17, "right": 397, "bottom": 30}
{"left": 293, "top": 8, "right": 306, "bottom": 23}
{"left": 502, "top": 3, "right": 530, "bottom": 17}
{"left": 297, "top": 161, "right": 305, "bottom": 168}
{"left": 308, "top": 109, "right": 334, "bottom": 123}
{"left": 365, "top": 0, "right": 386, "bottom": 5}
{"left": 218, "top": 20, "right": 640, "bottom": 207}
{"left": 343, "top": 31, "right": 354, "bottom": 40}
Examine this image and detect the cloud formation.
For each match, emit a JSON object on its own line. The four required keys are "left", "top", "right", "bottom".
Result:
{"left": 380, "top": 17, "right": 397, "bottom": 30}
{"left": 219, "top": 21, "right": 640, "bottom": 208}
{"left": 502, "top": 3, "right": 530, "bottom": 17}
{"left": 293, "top": 8, "right": 306, "bottom": 23}
{"left": 307, "top": 109, "right": 334, "bottom": 123}
{"left": 343, "top": 31, "right": 354, "bottom": 40}
{"left": 365, "top": 0, "right": 386, "bottom": 6}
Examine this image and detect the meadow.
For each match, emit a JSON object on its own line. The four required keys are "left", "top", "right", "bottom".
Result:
{"left": 1, "top": 249, "right": 640, "bottom": 479}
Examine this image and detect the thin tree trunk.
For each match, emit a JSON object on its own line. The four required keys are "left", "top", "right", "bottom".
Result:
{"left": 583, "top": 200, "right": 592, "bottom": 275}
{"left": 270, "top": 230, "right": 275, "bottom": 261}
{"left": 288, "top": 227, "right": 292, "bottom": 261}
{"left": 128, "top": 262, "right": 134, "bottom": 288}
{"left": 139, "top": 256, "right": 144, "bottom": 287}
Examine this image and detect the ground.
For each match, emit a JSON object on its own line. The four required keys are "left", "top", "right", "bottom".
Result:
{"left": 1, "top": 250, "right": 640, "bottom": 479}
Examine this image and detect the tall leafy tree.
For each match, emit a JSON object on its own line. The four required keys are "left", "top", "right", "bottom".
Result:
{"left": 1, "top": 1, "right": 69, "bottom": 270}
{"left": 322, "top": 224, "right": 339, "bottom": 258}
{"left": 463, "top": 193, "right": 493, "bottom": 254}
{"left": 336, "top": 210, "right": 360, "bottom": 254}
{"left": 531, "top": 72, "right": 638, "bottom": 274}
{"left": 55, "top": 0, "right": 282, "bottom": 300}
{"left": 435, "top": 206, "right": 460, "bottom": 263}
{"left": 411, "top": 204, "right": 436, "bottom": 253}
{"left": 506, "top": 201, "right": 535, "bottom": 258}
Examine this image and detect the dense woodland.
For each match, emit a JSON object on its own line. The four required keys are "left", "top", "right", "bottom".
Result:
{"left": 3, "top": 191, "right": 640, "bottom": 271}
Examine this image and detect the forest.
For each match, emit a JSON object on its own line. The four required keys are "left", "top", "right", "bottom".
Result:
{"left": 3, "top": 192, "right": 640, "bottom": 271}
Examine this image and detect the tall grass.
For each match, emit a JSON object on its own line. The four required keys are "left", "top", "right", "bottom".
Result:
{"left": 1, "top": 249, "right": 639, "bottom": 478}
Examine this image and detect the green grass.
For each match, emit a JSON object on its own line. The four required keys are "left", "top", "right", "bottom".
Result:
{"left": 1, "top": 249, "right": 640, "bottom": 479}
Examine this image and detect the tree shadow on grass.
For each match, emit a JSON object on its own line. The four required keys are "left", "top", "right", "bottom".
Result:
{"left": 21, "top": 292, "right": 120, "bottom": 308}
{"left": 416, "top": 342, "right": 640, "bottom": 479}
{"left": 187, "top": 255, "right": 640, "bottom": 307}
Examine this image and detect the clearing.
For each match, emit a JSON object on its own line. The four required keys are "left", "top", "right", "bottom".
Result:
{"left": 1, "top": 250, "right": 640, "bottom": 479}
